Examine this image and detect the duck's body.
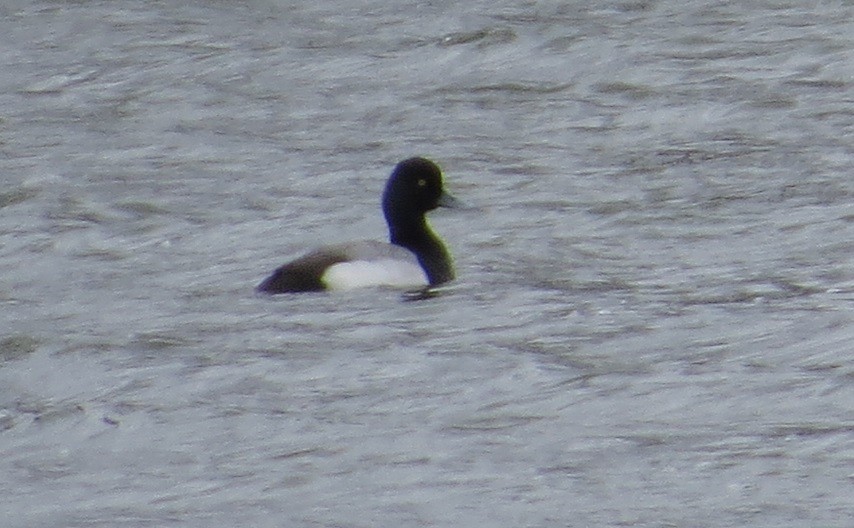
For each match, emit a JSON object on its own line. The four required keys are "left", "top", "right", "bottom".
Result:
{"left": 256, "top": 240, "right": 428, "bottom": 292}
{"left": 256, "top": 157, "right": 458, "bottom": 294}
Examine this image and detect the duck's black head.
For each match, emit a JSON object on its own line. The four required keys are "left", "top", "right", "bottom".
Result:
{"left": 381, "top": 157, "right": 450, "bottom": 222}
{"left": 381, "top": 157, "right": 458, "bottom": 284}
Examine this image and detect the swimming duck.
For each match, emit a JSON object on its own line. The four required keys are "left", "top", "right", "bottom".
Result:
{"left": 256, "top": 157, "right": 459, "bottom": 294}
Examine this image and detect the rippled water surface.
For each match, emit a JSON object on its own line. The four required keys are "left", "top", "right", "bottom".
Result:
{"left": 2, "top": 1, "right": 853, "bottom": 526}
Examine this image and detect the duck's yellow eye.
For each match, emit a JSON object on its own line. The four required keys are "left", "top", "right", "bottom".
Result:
{"left": 417, "top": 179, "right": 427, "bottom": 187}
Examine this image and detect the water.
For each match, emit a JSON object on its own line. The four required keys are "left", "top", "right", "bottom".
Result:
{"left": 2, "top": 1, "right": 853, "bottom": 526}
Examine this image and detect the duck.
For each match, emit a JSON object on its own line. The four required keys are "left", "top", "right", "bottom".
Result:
{"left": 256, "top": 157, "right": 459, "bottom": 294}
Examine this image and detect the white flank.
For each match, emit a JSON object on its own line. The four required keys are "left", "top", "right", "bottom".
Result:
{"left": 321, "top": 259, "right": 428, "bottom": 290}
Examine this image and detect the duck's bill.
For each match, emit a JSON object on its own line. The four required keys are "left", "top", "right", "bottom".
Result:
{"left": 437, "top": 191, "right": 466, "bottom": 209}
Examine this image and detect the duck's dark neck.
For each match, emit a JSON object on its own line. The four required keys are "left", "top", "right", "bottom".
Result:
{"left": 387, "top": 216, "right": 454, "bottom": 285}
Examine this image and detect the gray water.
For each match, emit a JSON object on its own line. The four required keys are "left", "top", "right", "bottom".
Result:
{"left": 2, "top": 1, "right": 853, "bottom": 526}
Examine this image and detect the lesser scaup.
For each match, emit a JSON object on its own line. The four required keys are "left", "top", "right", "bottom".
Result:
{"left": 256, "top": 157, "right": 459, "bottom": 294}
